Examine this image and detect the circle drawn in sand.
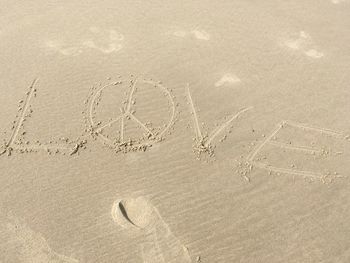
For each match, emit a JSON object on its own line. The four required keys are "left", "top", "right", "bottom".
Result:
{"left": 85, "top": 77, "right": 176, "bottom": 154}
{"left": 111, "top": 197, "right": 154, "bottom": 229}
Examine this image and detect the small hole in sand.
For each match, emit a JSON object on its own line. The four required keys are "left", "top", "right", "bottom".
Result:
{"left": 118, "top": 201, "right": 136, "bottom": 227}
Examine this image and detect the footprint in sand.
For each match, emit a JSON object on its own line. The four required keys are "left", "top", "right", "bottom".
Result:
{"left": 173, "top": 30, "right": 188, "bottom": 38}
{"left": 283, "top": 31, "right": 309, "bottom": 50}
{"left": 304, "top": 49, "right": 324, "bottom": 58}
{"left": 44, "top": 40, "right": 83, "bottom": 57}
{"left": 191, "top": 30, "right": 210, "bottom": 41}
{"left": 82, "top": 26, "right": 124, "bottom": 54}
{"left": 172, "top": 29, "right": 210, "bottom": 41}
{"left": 331, "top": 0, "right": 347, "bottom": 3}
{"left": 111, "top": 197, "right": 192, "bottom": 263}
{"left": 43, "top": 27, "right": 124, "bottom": 56}
{"left": 282, "top": 31, "right": 324, "bottom": 59}
{"left": 214, "top": 73, "right": 241, "bottom": 87}
{"left": 1, "top": 213, "right": 78, "bottom": 262}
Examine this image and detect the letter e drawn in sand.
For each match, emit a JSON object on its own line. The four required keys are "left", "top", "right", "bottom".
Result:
{"left": 245, "top": 120, "right": 349, "bottom": 183}
{"left": 186, "top": 84, "right": 253, "bottom": 160}
{"left": 0, "top": 79, "right": 85, "bottom": 157}
{"left": 111, "top": 197, "right": 192, "bottom": 263}
{"left": 84, "top": 77, "right": 176, "bottom": 154}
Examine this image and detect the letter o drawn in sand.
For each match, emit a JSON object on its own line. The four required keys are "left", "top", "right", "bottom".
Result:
{"left": 85, "top": 77, "right": 176, "bottom": 154}
{"left": 111, "top": 197, "right": 155, "bottom": 229}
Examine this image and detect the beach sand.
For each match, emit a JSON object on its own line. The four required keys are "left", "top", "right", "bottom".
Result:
{"left": 1, "top": 0, "right": 350, "bottom": 262}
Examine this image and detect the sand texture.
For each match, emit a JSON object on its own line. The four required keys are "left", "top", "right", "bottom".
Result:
{"left": 1, "top": 0, "right": 350, "bottom": 262}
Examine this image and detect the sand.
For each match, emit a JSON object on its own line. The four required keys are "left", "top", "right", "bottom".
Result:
{"left": 1, "top": 0, "right": 350, "bottom": 262}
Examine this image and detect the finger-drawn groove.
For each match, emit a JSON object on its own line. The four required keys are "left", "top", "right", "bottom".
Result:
{"left": 247, "top": 121, "right": 285, "bottom": 162}
{"left": 128, "top": 113, "right": 154, "bottom": 136}
{"left": 126, "top": 79, "right": 138, "bottom": 113}
{"left": 88, "top": 83, "right": 115, "bottom": 127}
{"left": 205, "top": 106, "right": 253, "bottom": 147}
{"left": 143, "top": 80, "right": 176, "bottom": 139}
{"left": 252, "top": 161, "right": 324, "bottom": 180}
{"left": 186, "top": 84, "right": 203, "bottom": 141}
{"left": 7, "top": 78, "right": 38, "bottom": 148}
{"left": 285, "top": 120, "right": 347, "bottom": 139}
{"left": 96, "top": 116, "right": 122, "bottom": 132}
{"left": 268, "top": 140, "right": 322, "bottom": 154}
{"left": 120, "top": 115, "right": 125, "bottom": 142}
{"left": 14, "top": 144, "right": 71, "bottom": 151}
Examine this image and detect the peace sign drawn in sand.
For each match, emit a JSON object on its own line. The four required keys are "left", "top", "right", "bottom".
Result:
{"left": 236, "top": 120, "right": 350, "bottom": 183}
{"left": 186, "top": 84, "right": 253, "bottom": 160}
{"left": 84, "top": 77, "right": 176, "bottom": 153}
{"left": 0, "top": 79, "right": 86, "bottom": 157}
{"left": 111, "top": 197, "right": 192, "bottom": 263}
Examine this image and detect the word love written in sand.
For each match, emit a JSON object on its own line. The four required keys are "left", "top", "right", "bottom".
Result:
{"left": 0, "top": 77, "right": 251, "bottom": 158}
{"left": 1, "top": 78, "right": 349, "bottom": 183}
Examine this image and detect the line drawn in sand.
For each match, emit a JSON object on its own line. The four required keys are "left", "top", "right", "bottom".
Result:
{"left": 2, "top": 213, "right": 78, "bottom": 262}
{"left": 111, "top": 197, "right": 192, "bottom": 263}
{"left": 240, "top": 120, "right": 350, "bottom": 183}
{"left": 186, "top": 84, "right": 253, "bottom": 159}
{"left": 84, "top": 77, "right": 176, "bottom": 154}
{"left": 0, "top": 79, "right": 86, "bottom": 157}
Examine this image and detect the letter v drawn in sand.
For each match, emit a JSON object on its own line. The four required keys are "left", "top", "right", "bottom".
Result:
{"left": 244, "top": 120, "right": 350, "bottom": 183}
{"left": 0, "top": 79, "right": 85, "bottom": 157}
{"left": 111, "top": 197, "right": 192, "bottom": 263}
{"left": 84, "top": 77, "right": 176, "bottom": 154}
{"left": 186, "top": 84, "right": 253, "bottom": 159}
